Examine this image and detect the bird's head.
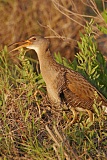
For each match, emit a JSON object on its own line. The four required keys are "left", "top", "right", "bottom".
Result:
{"left": 10, "top": 35, "right": 50, "bottom": 54}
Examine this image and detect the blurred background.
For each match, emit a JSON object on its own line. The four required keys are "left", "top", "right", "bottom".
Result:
{"left": 0, "top": 0, "right": 107, "bottom": 62}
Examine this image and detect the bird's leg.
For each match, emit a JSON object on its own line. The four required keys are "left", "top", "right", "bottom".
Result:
{"left": 65, "top": 107, "right": 77, "bottom": 129}
{"left": 85, "top": 109, "right": 94, "bottom": 122}
{"left": 65, "top": 108, "right": 94, "bottom": 129}
{"left": 70, "top": 107, "right": 77, "bottom": 124}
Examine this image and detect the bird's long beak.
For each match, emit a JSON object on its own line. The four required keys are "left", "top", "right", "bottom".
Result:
{"left": 9, "top": 40, "right": 32, "bottom": 53}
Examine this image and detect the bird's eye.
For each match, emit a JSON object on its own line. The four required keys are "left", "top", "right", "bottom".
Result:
{"left": 32, "top": 37, "right": 36, "bottom": 40}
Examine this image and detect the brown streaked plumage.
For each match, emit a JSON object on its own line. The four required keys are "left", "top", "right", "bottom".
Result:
{"left": 10, "top": 35, "right": 107, "bottom": 124}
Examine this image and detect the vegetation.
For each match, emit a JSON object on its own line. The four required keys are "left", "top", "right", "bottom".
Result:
{"left": 0, "top": 0, "right": 107, "bottom": 159}
{"left": 0, "top": 19, "right": 107, "bottom": 160}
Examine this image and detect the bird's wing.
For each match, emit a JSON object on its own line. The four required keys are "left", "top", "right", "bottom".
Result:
{"left": 62, "top": 69, "right": 102, "bottom": 110}
{"left": 65, "top": 69, "right": 96, "bottom": 100}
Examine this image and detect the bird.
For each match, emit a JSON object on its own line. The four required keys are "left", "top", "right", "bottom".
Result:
{"left": 10, "top": 35, "right": 107, "bottom": 124}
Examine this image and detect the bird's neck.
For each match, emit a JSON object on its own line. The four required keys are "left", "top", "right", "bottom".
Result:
{"left": 37, "top": 49, "right": 60, "bottom": 84}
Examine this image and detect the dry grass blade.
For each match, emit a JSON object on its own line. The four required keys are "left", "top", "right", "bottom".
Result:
{"left": 46, "top": 125, "right": 80, "bottom": 160}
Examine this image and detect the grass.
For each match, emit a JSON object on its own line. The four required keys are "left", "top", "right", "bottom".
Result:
{"left": 0, "top": 1, "right": 107, "bottom": 159}
{"left": 0, "top": 45, "right": 107, "bottom": 160}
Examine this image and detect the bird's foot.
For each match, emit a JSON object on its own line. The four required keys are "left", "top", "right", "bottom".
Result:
{"left": 64, "top": 107, "right": 77, "bottom": 129}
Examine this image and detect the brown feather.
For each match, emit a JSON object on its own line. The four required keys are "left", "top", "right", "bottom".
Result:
{"left": 61, "top": 69, "right": 107, "bottom": 111}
